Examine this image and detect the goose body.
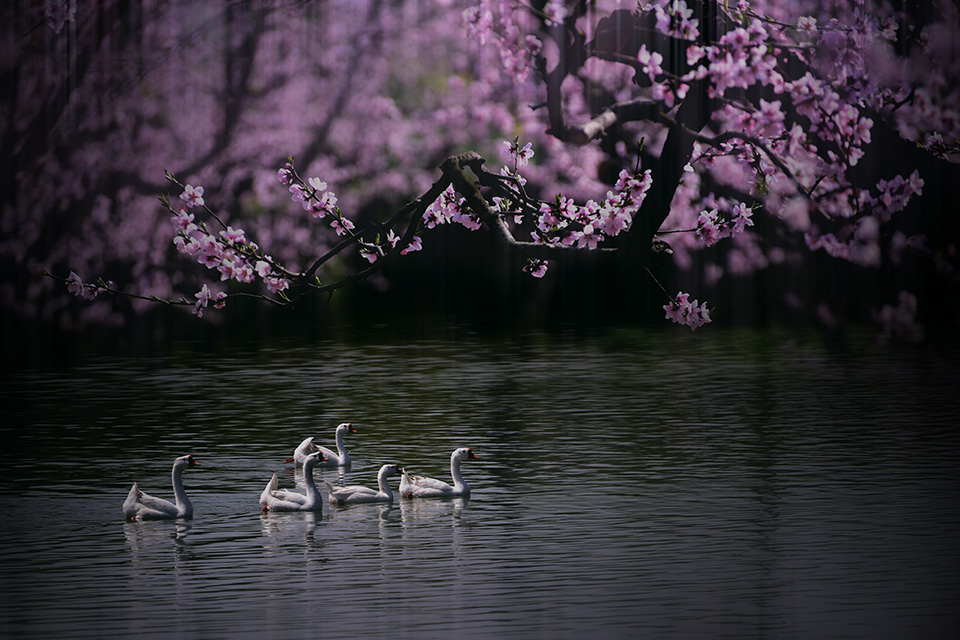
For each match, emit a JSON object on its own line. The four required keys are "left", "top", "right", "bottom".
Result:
{"left": 122, "top": 455, "right": 201, "bottom": 520}
{"left": 288, "top": 436, "right": 319, "bottom": 466}
{"left": 261, "top": 451, "right": 324, "bottom": 511}
{"left": 400, "top": 448, "right": 478, "bottom": 499}
{"left": 325, "top": 464, "right": 402, "bottom": 505}
{"left": 288, "top": 423, "right": 356, "bottom": 467}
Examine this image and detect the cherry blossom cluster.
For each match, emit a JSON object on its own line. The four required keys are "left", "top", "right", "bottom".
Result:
{"left": 529, "top": 169, "right": 653, "bottom": 250}
{"left": 696, "top": 202, "right": 755, "bottom": 247}
{"left": 663, "top": 291, "right": 711, "bottom": 331}
{"left": 650, "top": 0, "right": 700, "bottom": 42}
{"left": 66, "top": 272, "right": 112, "bottom": 301}
{"left": 803, "top": 170, "right": 923, "bottom": 266}
{"left": 278, "top": 163, "right": 351, "bottom": 235}
{"left": 463, "top": 1, "right": 543, "bottom": 86}
{"left": 523, "top": 259, "right": 549, "bottom": 278}
{"left": 359, "top": 231, "right": 423, "bottom": 264}
{"left": 193, "top": 283, "right": 226, "bottom": 318}
{"left": 167, "top": 179, "right": 293, "bottom": 309}
{"left": 490, "top": 139, "right": 656, "bottom": 281}
{"left": 423, "top": 185, "right": 482, "bottom": 231}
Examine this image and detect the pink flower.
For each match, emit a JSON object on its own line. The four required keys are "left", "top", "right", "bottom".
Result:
{"left": 220, "top": 226, "right": 246, "bottom": 245}
{"left": 193, "top": 284, "right": 213, "bottom": 317}
{"left": 331, "top": 216, "right": 355, "bottom": 236}
{"left": 277, "top": 164, "right": 294, "bottom": 185}
{"left": 663, "top": 291, "right": 712, "bottom": 330}
{"left": 359, "top": 246, "right": 379, "bottom": 263}
{"left": 730, "top": 202, "right": 755, "bottom": 234}
{"left": 638, "top": 45, "right": 664, "bottom": 82}
{"left": 523, "top": 259, "right": 548, "bottom": 278}
{"left": 170, "top": 210, "right": 196, "bottom": 233}
{"left": 265, "top": 277, "right": 289, "bottom": 294}
{"left": 696, "top": 209, "right": 725, "bottom": 246}
{"left": 65, "top": 271, "right": 104, "bottom": 300}
{"left": 453, "top": 210, "right": 483, "bottom": 231}
{"left": 173, "top": 235, "right": 201, "bottom": 255}
{"left": 180, "top": 184, "right": 205, "bottom": 208}
{"left": 66, "top": 271, "right": 85, "bottom": 297}
{"left": 797, "top": 16, "right": 818, "bottom": 35}
{"left": 235, "top": 262, "right": 255, "bottom": 283}
{"left": 504, "top": 140, "right": 534, "bottom": 167}
{"left": 401, "top": 235, "right": 423, "bottom": 255}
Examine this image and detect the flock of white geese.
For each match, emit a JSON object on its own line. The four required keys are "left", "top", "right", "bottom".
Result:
{"left": 122, "top": 422, "right": 479, "bottom": 520}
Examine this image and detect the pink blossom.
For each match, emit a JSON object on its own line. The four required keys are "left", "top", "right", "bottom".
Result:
{"left": 638, "top": 45, "right": 664, "bottom": 82}
{"left": 255, "top": 260, "right": 272, "bottom": 278}
{"left": 359, "top": 246, "right": 380, "bottom": 263}
{"left": 543, "top": 1, "right": 566, "bottom": 26}
{"left": 170, "top": 210, "right": 196, "bottom": 233}
{"left": 180, "top": 184, "right": 205, "bottom": 208}
{"left": 797, "top": 16, "right": 818, "bottom": 35}
{"left": 220, "top": 226, "right": 246, "bottom": 245}
{"left": 173, "top": 235, "right": 201, "bottom": 256}
{"left": 66, "top": 271, "right": 85, "bottom": 297}
{"left": 504, "top": 139, "right": 534, "bottom": 167}
{"left": 401, "top": 235, "right": 423, "bottom": 255}
{"left": 663, "top": 291, "right": 712, "bottom": 331}
{"left": 277, "top": 164, "right": 294, "bottom": 185}
{"left": 331, "top": 217, "right": 355, "bottom": 236}
{"left": 696, "top": 209, "right": 725, "bottom": 246}
{"left": 730, "top": 202, "right": 755, "bottom": 234}
{"left": 523, "top": 259, "right": 548, "bottom": 278}
{"left": 265, "top": 277, "right": 289, "bottom": 294}
{"left": 453, "top": 210, "right": 483, "bottom": 231}
{"left": 193, "top": 284, "right": 213, "bottom": 317}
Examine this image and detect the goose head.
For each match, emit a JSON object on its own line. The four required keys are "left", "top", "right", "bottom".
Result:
{"left": 453, "top": 448, "right": 478, "bottom": 462}
{"left": 382, "top": 464, "right": 403, "bottom": 477}
{"left": 174, "top": 454, "right": 201, "bottom": 469}
{"left": 303, "top": 451, "right": 327, "bottom": 469}
{"left": 337, "top": 422, "right": 358, "bottom": 435}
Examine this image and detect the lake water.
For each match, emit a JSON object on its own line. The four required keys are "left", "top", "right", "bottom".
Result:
{"left": 1, "top": 327, "right": 958, "bottom": 639}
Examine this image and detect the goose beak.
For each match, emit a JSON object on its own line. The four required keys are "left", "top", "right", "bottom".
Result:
{"left": 349, "top": 424, "right": 358, "bottom": 433}
{"left": 468, "top": 451, "right": 479, "bottom": 460}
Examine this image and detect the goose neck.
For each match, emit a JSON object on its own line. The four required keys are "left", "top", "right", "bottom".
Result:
{"left": 377, "top": 467, "right": 394, "bottom": 499}
{"left": 302, "top": 463, "right": 320, "bottom": 506}
{"left": 449, "top": 457, "right": 468, "bottom": 491}
{"left": 171, "top": 464, "right": 192, "bottom": 514}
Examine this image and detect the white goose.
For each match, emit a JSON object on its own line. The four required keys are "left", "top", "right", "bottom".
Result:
{"left": 260, "top": 451, "right": 324, "bottom": 512}
{"left": 287, "top": 422, "right": 357, "bottom": 467}
{"left": 122, "top": 455, "right": 201, "bottom": 520}
{"left": 315, "top": 422, "right": 357, "bottom": 467}
{"left": 325, "top": 464, "right": 402, "bottom": 505}
{"left": 400, "top": 447, "right": 478, "bottom": 499}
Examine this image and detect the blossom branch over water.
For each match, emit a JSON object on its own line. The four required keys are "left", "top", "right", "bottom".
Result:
{"left": 15, "top": 0, "right": 959, "bottom": 336}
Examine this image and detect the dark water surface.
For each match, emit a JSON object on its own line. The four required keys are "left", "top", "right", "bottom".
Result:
{"left": 1, "top": 328, "right": 958, "bottom": 639}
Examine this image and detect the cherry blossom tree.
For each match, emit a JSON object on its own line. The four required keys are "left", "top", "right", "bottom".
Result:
{"left": 5, "top": 0, "right": 959, "bottom": 336}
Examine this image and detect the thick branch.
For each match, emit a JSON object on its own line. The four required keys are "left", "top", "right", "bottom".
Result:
{"left": 564, "top": 98, "right": 665, "bottom": 145}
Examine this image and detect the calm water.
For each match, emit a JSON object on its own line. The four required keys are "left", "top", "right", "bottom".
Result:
{"left": 1, "top": 328, "right": 958, "bottom": 639}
